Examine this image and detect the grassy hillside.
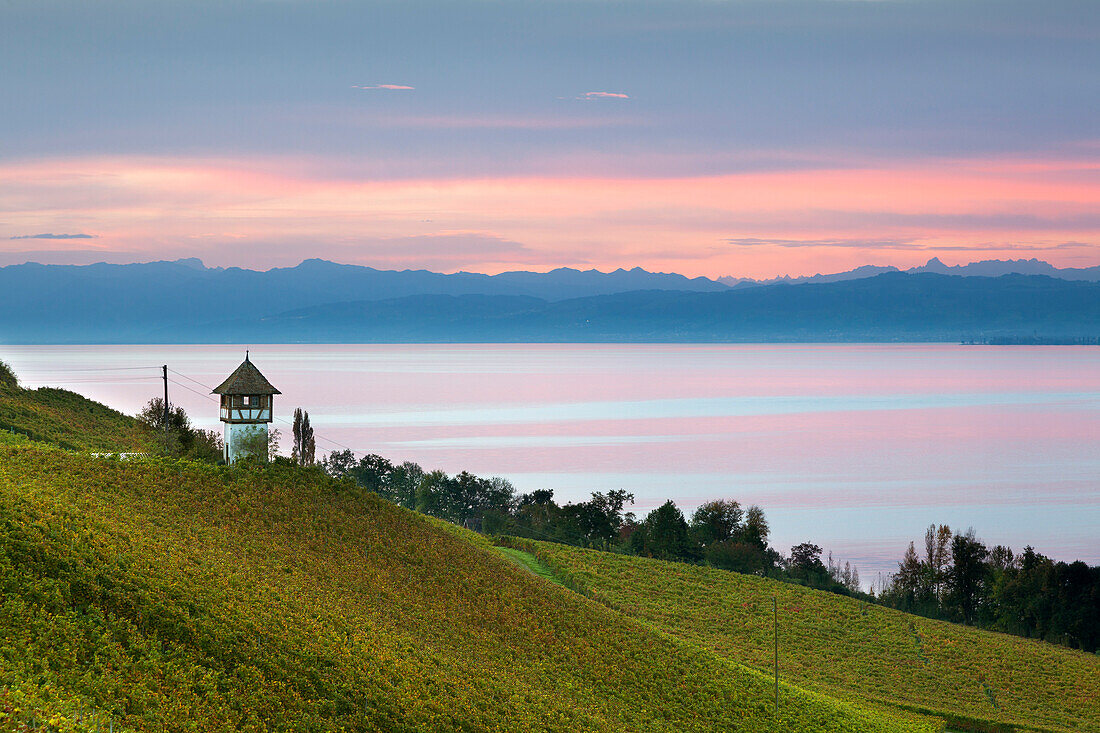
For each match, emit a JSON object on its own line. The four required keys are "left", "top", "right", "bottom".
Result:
{"left": 0, "top": 434, "right": 940, "bottom": 732}
{"left": 0, "top": 377, "right": 147, "bottom": 452}
{"left": 501, "top": 539, "right": 1100, "bottom": 732}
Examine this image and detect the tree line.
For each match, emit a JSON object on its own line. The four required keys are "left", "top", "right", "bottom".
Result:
{"left": 320, "top": 449, "right": 864, "bottom": 597}
{"left": 878, "top": 525, "right": 1099, "bottom": 652}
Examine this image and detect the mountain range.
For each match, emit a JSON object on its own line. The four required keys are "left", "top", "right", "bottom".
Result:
{"left": 1, "top": 257, "right": 1098, "bottom": 343}
{"left": 719, "top": 257, "right": 1100, "bottom": 287}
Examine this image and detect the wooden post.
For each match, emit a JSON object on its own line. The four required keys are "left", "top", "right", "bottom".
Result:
{"left": 162, "top": 364, "right": 169, "bottom": 448}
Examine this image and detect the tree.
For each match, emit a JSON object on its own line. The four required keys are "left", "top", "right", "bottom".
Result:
{"left": 387, "top": 461, "right": 424, "bottom": 509}
{"left": 891, "top": 541, "right": 925, "bottom": 609}
{"left": 235, "top": 426, "right": 280, "bottom": 463}
{"left": 138, "top": 397, "right": 192, "bottom": 437}
{"left": 302, "top": 416, "right": 315, "bottom": 465}
{"left": 353, "top": 454, "right": 395, "bottom": 494}
{"left": 690, "top": 500, "right": 742, "bottom": 548}
{"left": 946, "top": 528, "right": 989, "bottom": 625}
{"left": 706, "top": 540, "right": 772, "bottom": 575}
{"left": 826, "top": 553, "right": 863, "bottom": 594}
{"left": 188, "top": 428, "right": 224, "bottom": 463}
{"left": 632, "top": 500, "right": 695, "bottom": 561}
{"left": 924, "top": 524, "right": 952, "bottom": 601}
{"left": 510, "top": 490, "right": 561, "bottom": 540}
{"left": 737, "top": 505, "right": 770, "bottom": 549}
{"left": 322, "top": 449, "right": 357, "bottom": 479}
{"left": 136, "top": 397, "right": 222, "bottom": 461}
{"left": 789, "top": 543, "right": 825, "bottom": 573}
{"left": 0, "top": 360, "right": 18, "bottom": 389}
{"left": 291, "top": 408, "right": 316, "bottom": 466}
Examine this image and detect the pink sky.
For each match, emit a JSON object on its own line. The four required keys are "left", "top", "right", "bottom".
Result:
{"left": 4, "top": 1, "right": 1099, "bottom": 278}
{"left": 2, "top": 152, "right": 1098, "bottom": 278}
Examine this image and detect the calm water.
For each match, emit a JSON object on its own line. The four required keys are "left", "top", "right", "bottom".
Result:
{"left": 4, "top": 344, "right": 1098, "bottom": 583}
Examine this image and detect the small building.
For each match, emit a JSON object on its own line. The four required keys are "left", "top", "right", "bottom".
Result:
{"left": 212, "top": 352, "right": 281, "bottom": 464}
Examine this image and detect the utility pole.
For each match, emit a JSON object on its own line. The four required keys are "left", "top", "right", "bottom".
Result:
{"left": 162, "top": 364, "right": 169, "bottom": 448}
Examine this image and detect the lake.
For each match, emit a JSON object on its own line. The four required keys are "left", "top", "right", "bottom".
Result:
{"left": 4, "top": 343, "right": 1098, "bottom": 584}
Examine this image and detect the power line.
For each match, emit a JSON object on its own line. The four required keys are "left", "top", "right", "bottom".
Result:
{"left": 167, "top": 368, "right": 217, "bottom": 392}
{"left": 166, "top": 378, "right": 219, "bottom": 403}
{"left": 167, "top": 368, "right": 358, "bottom": 455}
{"left": 272, "top": 413, "right": 357, "bottom": 453}
{"left": 15, "top": 366, "right": 162, "bottom": 373}
{"left": 29, "top": 376, "right": 163, "bottom": 384}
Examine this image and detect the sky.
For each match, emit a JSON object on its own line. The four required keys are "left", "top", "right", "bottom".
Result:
{"left": 2, "top": 0, "right": 1099, "bottom": 279}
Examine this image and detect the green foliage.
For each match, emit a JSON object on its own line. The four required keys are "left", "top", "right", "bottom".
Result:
{"left": 512, "top": 538, "right": 1100, "bottom": 732}
{"left": 0, "top": 681, "right": 134, "bottom": 732}
{"left": 136, "top": 397, "right": 222, "bottom": 462}
{"left": 0, "top": 380, "right": 146, "bottom": 453}
{"left": 690, "top": 499, "right": 743, "bottom": 548}
{"left": 879, "top": 527, "right": 1099, "bottom": 652}
{"left": 0, "top": 361, "right": 17, "bottom": 390}
{"left": 290, "top": 408, "right": 315, "bottom": 466}
{"left": 0, "top": 441, "right": 938, "bottom": 733}
{"left": 628, "top": 500, "right": 697, "bottom": 561}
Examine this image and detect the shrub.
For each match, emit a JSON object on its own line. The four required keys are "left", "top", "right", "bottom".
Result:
{"left": 0, "top": 360, "right": 17, "bottom": 389}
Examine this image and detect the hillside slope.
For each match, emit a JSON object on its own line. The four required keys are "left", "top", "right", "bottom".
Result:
{"left": 0, "top": 436, "right": 939, "bottom": 732}
{"left": 0, "top": 378, "right": 147, "bottom": 452}
{"left": 504, "top": 539, "right": 1100, "bottom": 732}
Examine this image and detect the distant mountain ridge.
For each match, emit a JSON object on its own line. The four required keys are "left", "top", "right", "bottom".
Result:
{"left": 177, "top": 272, "right": 1097, "bottom": 344}
{"left": 1, "top": 258, "right": 1098, "bottom": 343}
{"left": 720, "top": 257, "right": 1100, "bottom": 287}
{"left": 0, "top": 258, "right": 726, "bottom": 343}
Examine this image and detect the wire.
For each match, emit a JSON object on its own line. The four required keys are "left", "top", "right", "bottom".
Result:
{"left": 272, "top": 414, "right": 358, "bottom": 453}
{"left": 167, "top": 368, "right": 216, "bottom": 392}
{"left": 15, "top": 366, "right": 162, "bottom": 373}
{"left": 166, "top": 378, "right": 220, "bottom": 403}
{"left": 167, "top": 368, "right": 358, "bottom": 454}
{"left": 29, "top": 376, "right": 163, "bottom": 384}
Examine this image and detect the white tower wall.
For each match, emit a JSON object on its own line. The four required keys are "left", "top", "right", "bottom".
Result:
{"left": 225, "top": 422, "right": 269, "bottom": 463}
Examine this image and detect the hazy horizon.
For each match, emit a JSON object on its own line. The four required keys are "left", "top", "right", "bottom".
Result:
{"left": 2, "top": 252, "right": 1097, "bottom": 283}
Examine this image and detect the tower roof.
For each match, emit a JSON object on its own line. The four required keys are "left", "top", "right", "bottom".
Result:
{"left": 212, "top": 354, "right": 281, "bottom": 395}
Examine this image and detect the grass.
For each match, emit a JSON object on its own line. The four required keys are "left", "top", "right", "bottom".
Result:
{"left": 495, "top": 547, "right": 563, "bottom": 585}
{"left": 0, "top": 434, "right": 945, "bottom": 732}
{"left": 501, "top": 537, "right": 1100, "bottom": 733}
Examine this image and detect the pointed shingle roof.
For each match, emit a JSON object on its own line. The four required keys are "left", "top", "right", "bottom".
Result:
{"left": 212, "top": 354, "right": 281, "bottom": 395}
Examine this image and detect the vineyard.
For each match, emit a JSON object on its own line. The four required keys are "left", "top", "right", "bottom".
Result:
{"left": 501, "top": 538, "right": 1100, "bottom": 732}
{"left": 0, "top": 429, "right": 940, "bottom": 732}
{"left": 0, "top": 379, "right": 146, "bottom": 453}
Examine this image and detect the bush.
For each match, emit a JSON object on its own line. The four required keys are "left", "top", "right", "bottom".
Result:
{"left": 0, "top": 360, "right": 17, "bottom": 389}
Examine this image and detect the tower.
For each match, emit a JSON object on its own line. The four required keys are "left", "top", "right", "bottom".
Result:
{"left": 212, "top": 352, "right": 281, "bottom": 463}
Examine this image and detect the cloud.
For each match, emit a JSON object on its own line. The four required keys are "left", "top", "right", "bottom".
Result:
{"left": 352, "top": 84, "right": 414, "bottom": 90}
{"left": 10, "top": 232, "right": 97, "bottom": 240}
{"left": 727, "top": 237, "right": 918, "bottom": 249}
{"left": 577, "top": 91, "right": 629, "bottom": 100}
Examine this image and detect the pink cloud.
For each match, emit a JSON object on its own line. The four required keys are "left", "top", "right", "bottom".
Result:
{"left": 352, "top": 84, "right": 414, "bottom": 90}
{"left": 578, "top": 91, "right": 629, "bottom": 100}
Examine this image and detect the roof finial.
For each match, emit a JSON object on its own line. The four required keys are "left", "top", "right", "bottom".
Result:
{"left": 245, "top": 349, "right": 250, "bottom": 361}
